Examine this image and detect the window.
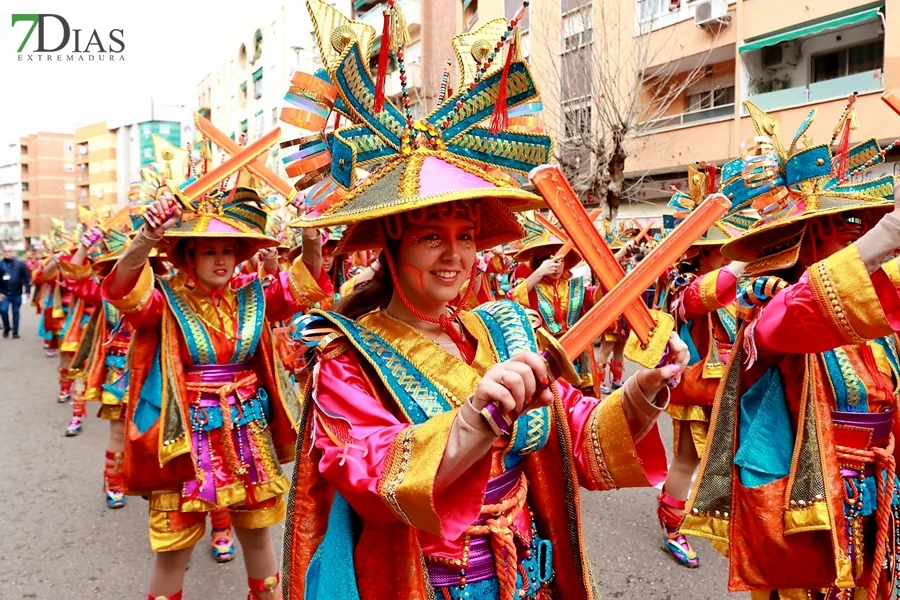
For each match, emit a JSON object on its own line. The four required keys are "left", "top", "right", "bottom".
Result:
{"left": 812, "top": 40, "right": 884, "bottom": 83}
{"left": 159, "top": 123, "right": 171, "bottom": 135}
{"left": 463, "top": 0, "right": 478, "bottom": 27}
{"left": 65, "top": 183, "right": 75, "bottom": 191}
{"left": 20, "top": 145, "right": 27, "bottom": 155}
{"left": 686, "top": 86, "right": 735, "bottom": 112}
{"left": 272, "top": 107, "right": 278, "bottom": 127}
{"left": 142, "top": 124, "right": 150, "bottom": 135}
{"left": 63, "top": 164, "right": 75, "bottom": 172}
{"left": 562, "top": 8, "right": 593, "bottom": 53}
{"left": 563, "top": 101, "right": 591, "bottom": 139}
{"left": 21, "top": 182, "right": 29, "bottom": 192}
{"left": 241, "top": 120, "right": 248, "bottom": 134}
{"left": 253, "top": 68, "right": 264, "bottom": 99}
{"left": 63, "top": 144, "right": 73, "bottom": 152}
{"left": 143, "top": 147, "right": 153, "bottom": 159}
{"left": 255, "top": 110, "right": 265, "bottom": 140}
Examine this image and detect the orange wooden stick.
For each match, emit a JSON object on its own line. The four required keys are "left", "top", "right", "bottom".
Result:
{"left": 176, "top": 129, "right": 281, "bottom": 204}
{"left": 882, "top": 90, "right": 900, "bottom": 116}
{"left": 531, "top": 166, "right": 654, "bottom": 343}
{"left": 558, "top": 193, "right": 730, "bottom": 360}
{"left": 195, "top": 114, "right": 297, "bottom": 203}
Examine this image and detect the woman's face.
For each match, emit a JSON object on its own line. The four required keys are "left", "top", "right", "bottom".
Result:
{"left": 192, "top": 239, "right": 236, "bottom": 291}
{"left": 801, "top": 216, "right": 864, "bottom": 264}
{"left": 699, "top": 247, "right": 728, "bottom": 273}
{"left": 322, "top": 245, "right": 335, "bottom": 273}
{"left": 397, "top": 216, "right": 477, "bottom": 312}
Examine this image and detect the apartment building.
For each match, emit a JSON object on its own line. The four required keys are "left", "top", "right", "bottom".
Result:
{"left": 469, "top": 0, "right": 897, "bottom": 227}
{"left": 0, "top": 141, "right": 24, "bottom": 250}
{"left": 18, "top": 133, "right": 77, "bottom": 246}
{"left": 75, "top": 103, "right": 187, "bottom": 211}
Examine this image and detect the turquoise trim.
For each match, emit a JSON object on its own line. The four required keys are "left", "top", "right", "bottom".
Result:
{"left": 717, "top": 308, "right": 737, "bottom": 344}
{"left": 159, "top": 281, "right": 216, "bottom": 365}
{"left": 447, "top": 128, "right": 552, "bottom": 175}
{"left": 784, "top": 146, "right": 831, "bottom": 189}
{"left": 823, "top": 348, "right": 868, "bottom": 412}
{"left": 875, "top": 336, "right": 900, "bottom": 388}
{"left": 566, "top": 278, "right": 585, "bottom": 330}
{"left": 315, "top": 312, "right": 453, "bottom": 424}
{"left": 680, "top": 320, "right": 703, "bottom": 366}
{"left": 189, "top": 393, "right": 268, "bottom": 432}
{"left": 332, "top": 43, "right": 405, "bottom": 150}
{"left": 232, "top": 279, "right": 265, "bottom": 364}
{"left": 303, "top": 492, "right": 362, "bottom": 600}
{"left": 734, "top": 366, "right": 795, "bottom": 487}
{"left": 134, "top": 345, "right": 163, "bottom": 434}
{"left": 472, "top": 301, "right": 549, "bottom": 470}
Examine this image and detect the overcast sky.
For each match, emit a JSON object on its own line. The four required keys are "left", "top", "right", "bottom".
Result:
{"left": 2, "top": 0, "right": 261, "bottom": 137}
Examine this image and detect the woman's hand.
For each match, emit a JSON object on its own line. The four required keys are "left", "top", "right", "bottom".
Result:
{"left": 259, "top": 247, "right": 280, "bottom": 274}
{"left": 471, "top": 351, "right": 555, "bottom": 417}
{"left": 634, "top": 332, "right": 689, "bottom": 400}
{"left": 144, "top": 192, "right": 182, "bottom": 236}
{"left": 534, "top": 258, "right": 562, "bottom": 279}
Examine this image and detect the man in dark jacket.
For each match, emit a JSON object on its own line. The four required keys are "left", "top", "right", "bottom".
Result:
{"left": 0, "top": 245, "right": 32, "bottom": 338}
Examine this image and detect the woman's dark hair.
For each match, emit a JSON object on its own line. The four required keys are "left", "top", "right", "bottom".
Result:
{"left": 530, "top": 252, "right": 552, "bottom": 272}
{"left": 333, "top": 240, "right": 398, "bottom": 320}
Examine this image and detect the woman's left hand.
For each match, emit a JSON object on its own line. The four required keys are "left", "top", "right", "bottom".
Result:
{"left": 259, "top": 247, "right": 279, "bottom": 273}
{"left": 634, "top": 332, "right": 689, "bottom": 399}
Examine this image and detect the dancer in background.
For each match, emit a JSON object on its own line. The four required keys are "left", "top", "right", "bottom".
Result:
{"left": 683, "top": 100, "right": 900, "bottom": 599}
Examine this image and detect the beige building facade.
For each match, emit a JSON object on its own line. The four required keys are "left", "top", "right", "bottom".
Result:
{"left": 19, "top": 133, "right": 77, "bottom": 246}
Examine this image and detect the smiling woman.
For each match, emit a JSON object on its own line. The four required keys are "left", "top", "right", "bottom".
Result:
{"left": 277, "top": 5, "right": 690, "bottom": 598}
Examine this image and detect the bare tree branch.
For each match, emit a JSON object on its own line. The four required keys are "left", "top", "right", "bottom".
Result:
{"left": 533, "top": 0, "right": 725, "bottom": 223}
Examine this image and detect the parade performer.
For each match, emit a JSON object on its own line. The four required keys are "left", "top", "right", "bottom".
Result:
{"left": 102, "top": 160, "right": 324, "bottom": 599}
{"left": 511, "top": 216, "right": 599, "bottom": 391}
{"left": 280, "top": 2, "right": 687, "bottom": 598}
{"left": 656, "top": 164, "right": 752, "bottom": 568}
{"left": 36, "top": 223, "right": 78, "bottom": 399}
{"left": 460, "top": 246, "right": 515, "bottom": 308}
{"left": 682, "top": 99, "right": 900, "bottom": 599}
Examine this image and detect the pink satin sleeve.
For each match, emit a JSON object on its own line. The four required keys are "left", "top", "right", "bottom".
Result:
{"left": 263, "top": 270, "right": 305, "bottom": 322}
{"left": 753, "top": 271, "right": 900, "bottom": 358}
{"left": 680, "top": 269, "right": 737, "bottom": 320}
{"left": 65, "top": 277, "right": 103, "bottom": 305}
{"left": 312, "top": 351, "right": 485, "bottom": 538}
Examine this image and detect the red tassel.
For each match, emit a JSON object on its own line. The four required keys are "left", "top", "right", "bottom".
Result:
{"left": 374, "top": 10, "right": 391, "bottom": 114}
{"left": 706, "top": 164, "right": 717, "bottom": 195}
{"left": 832, "top": 95, "right": 856, "bottom": 180}
{"left": 489, "top": 39, "right": 516, "bottom": 134}
{"left": 334, "top": 113, "right": 341, "bottom": 130}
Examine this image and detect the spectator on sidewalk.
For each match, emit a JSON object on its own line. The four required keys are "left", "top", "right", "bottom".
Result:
{"left": 0, "top": 245, "right": 32, "bottom": 339}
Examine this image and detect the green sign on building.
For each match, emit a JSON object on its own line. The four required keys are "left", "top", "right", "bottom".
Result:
{"left": 138, "top": 121, "right": 181, "bottom": 167}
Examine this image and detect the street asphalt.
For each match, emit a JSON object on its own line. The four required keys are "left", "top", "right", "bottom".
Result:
{"left": 0, "top": 307, "right": 744, "bottom": 599}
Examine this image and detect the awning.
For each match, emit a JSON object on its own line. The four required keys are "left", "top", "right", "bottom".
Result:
{"left": 252, "top": 68, "right": 263, "bottom": 81}
{"left": 739, "top": 4, "right": 883, "bottom": 54}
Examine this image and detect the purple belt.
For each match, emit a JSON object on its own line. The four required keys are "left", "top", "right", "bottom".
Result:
{"left": 186, "top": 363, "right": 255, "bottom": 407}
{"left": 427, "top": 467, "right": 524, "bottom": 588}
{"left": 832, "top": 409, "right": 893, "bottom": 477}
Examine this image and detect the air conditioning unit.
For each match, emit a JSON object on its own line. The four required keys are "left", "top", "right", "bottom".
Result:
{"left": 694, "top": 0, "right": 730, "bottom": 29}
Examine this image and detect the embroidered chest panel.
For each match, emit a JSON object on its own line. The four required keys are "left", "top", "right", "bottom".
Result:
{"left": 160, "top": 279, "right": 265, "bottom": 365}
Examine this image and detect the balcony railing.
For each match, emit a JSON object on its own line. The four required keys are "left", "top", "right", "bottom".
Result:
{"left": 357, "top": 0, "right": 422, "bottom": 35}
{"left": 639, "top": 104, "right": 735, "bottom": 133}
{"left": 748, "top": 69, "right": 883, "bottom": 112}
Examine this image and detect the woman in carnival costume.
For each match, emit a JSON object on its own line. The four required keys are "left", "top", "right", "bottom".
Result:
{"left": 280, "top": 2, "right": 687, "bottom": 599}
{"left": 655, "top": 164, "right": 752, "bottom": 567}
{"left": 101, "top": 153, "right": 326, "bottom": 598}
{"left": 682, "top": 99, "right": 900, "bottom": 599}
